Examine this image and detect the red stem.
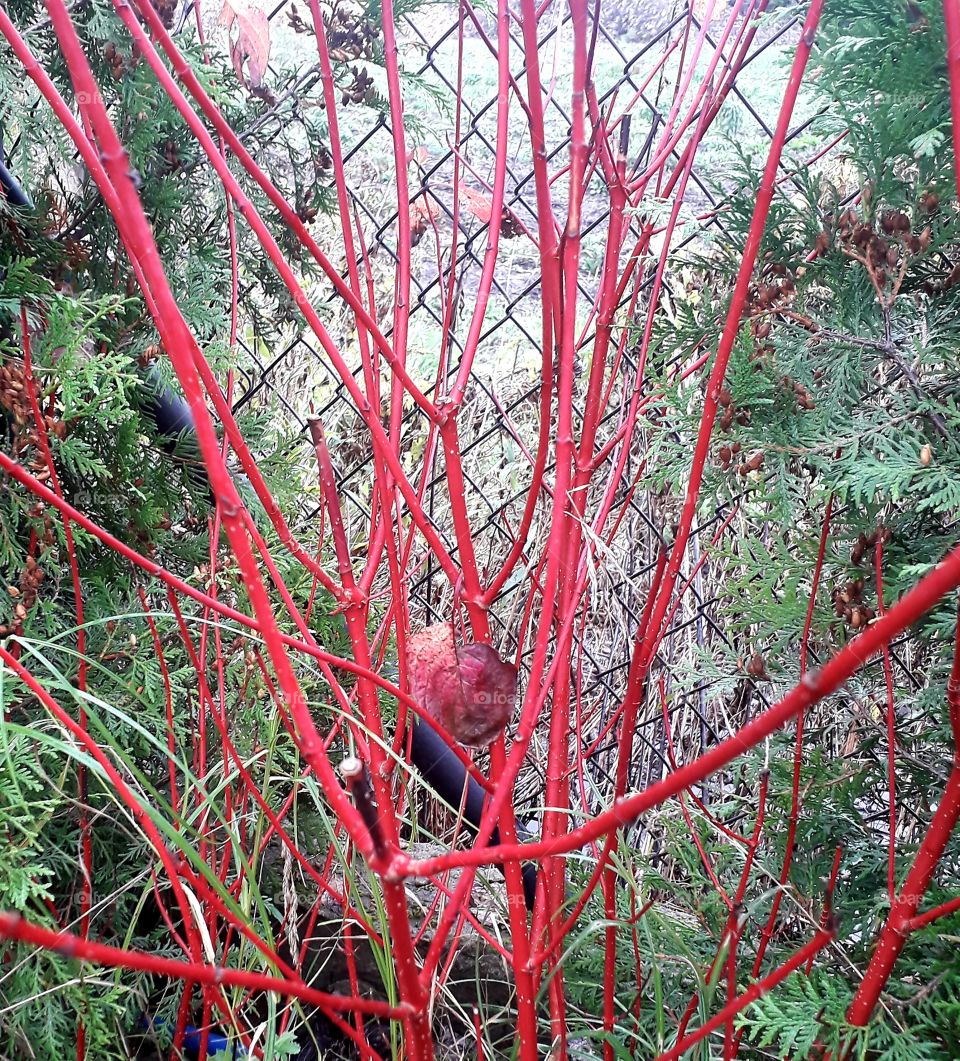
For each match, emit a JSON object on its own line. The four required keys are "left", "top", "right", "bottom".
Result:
{"left": 0, "top": 912, "right": 405, "bottom": 1019}
{"left": 845, "top": 604, "right": 960, "bottom": 1027}
{"left": 752, "top": 494, "right": 834, "bottom": 978}
{"left": 655, "top": 930, "right": 834, "bottom": 1061}
{"left": 875, "top": 537, "right": 898, "bottom": 902}
{"left": 402, "top": 533, "right": 960, "bottom": 874}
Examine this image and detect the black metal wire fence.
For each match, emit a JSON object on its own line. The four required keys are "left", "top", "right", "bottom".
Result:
{"left": 223, "top": 0, "right": 916, "bottom": 832}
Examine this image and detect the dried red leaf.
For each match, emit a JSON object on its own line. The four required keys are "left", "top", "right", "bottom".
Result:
{"left": 407, "top": 623, "right": 517, "bottom": 747}
{"left": 458, "top": 185, "right": 493, "bottom": 224}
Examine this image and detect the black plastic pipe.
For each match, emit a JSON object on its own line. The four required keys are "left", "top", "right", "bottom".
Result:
{"left": 0, "top": 154, "right": 33, "bottom": 209}
{"left": 410, "top": 718, "right": 537, "bottom": 908}
{"left": 150, "top": 383, "right": 536, "bottom": 908}
{"left": 142, "top": 368, "right": 539, "bottom": 908}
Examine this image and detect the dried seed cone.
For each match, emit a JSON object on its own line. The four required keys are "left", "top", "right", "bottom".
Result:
{"left": 407, "top": 623, "right": 518, "bottom": 748}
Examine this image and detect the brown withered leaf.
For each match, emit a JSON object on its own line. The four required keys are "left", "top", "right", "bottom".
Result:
{"left": 219, "top": 0, "right": 271, "bottom": 88}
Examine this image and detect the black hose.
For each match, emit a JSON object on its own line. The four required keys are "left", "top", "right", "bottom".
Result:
{"left": 142, "top": 363, "right": 197, "bottom": 438}
{"left": 139, "top": 371, "right": 538, "bottom": 909}
{"left": 0, "top": 148, "right": 33, "bottom": 349}
{"left": 408, "top": 719, "right": 537, "bottom": 909}
{"left": 0, "top": 154, "right": 33, "bottom": 210}
{"left": 136, "top": 364, "right": 537, "bottom": 910}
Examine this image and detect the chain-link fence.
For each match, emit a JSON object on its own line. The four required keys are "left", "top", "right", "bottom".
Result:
{"left": 215, "top": 0, "right": 914, "bottom": 850}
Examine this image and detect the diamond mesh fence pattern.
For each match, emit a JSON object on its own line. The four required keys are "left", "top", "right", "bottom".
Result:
{"left": 222, "top": 1, "right": 917, "bottom": 837}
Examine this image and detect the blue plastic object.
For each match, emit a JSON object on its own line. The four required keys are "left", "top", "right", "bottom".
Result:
{"left": 139, "top": 1015, "right": 243, "bottom": 1058}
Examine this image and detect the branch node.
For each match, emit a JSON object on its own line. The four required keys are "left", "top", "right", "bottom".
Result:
{"left": 341, "top": 755, "right": 389, "bottom": 862}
